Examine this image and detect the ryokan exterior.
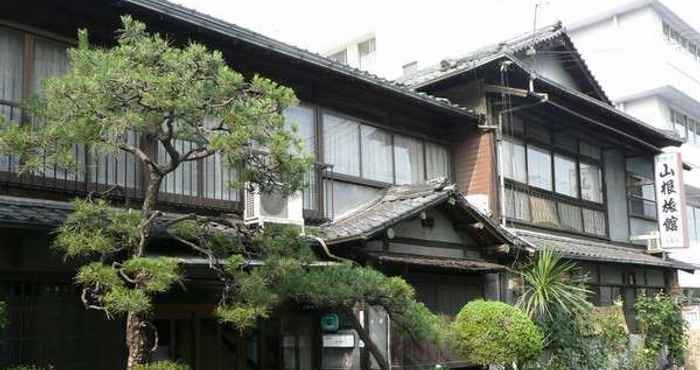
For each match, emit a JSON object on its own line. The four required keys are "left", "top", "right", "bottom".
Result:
{"left": 0, "top": 1, "right": 696, "bottom": 370}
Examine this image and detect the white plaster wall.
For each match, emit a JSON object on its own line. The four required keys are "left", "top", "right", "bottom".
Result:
{"left": 521, "top": 53, "right": 582, "bottom": 91}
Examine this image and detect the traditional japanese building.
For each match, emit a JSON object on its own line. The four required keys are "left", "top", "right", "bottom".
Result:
{"left": 0, "top": 1, "right": 521, "bottom": 369}
{"left": 399, "top": 21, "right": 696, "bottom": 331}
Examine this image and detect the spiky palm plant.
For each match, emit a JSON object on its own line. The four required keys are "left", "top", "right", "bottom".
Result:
{"left": 517, "top": 249, "right": 592, "bottom": 322}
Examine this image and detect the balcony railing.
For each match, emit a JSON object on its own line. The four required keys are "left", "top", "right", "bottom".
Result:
{"left": 1, "top": 99, "right": 333, "bottom": 219}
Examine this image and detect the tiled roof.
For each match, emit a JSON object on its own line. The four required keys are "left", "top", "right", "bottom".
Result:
{"left": 124, "top": 0, "right": 476, "bottom": 119}
{"left": 364, "top": 252, "right": 507, "bottom": 272}
{"left": 0, "top": 196, "right": 73, "bottom": 227}
{"left": 397, "top": 22, "right": 609, "bottom": 104}
{"left": 398, "top": 22, "right": 568, "bottom": 86}
{"left": 512, "top": 228, "right": 698, "bottom": 271}
{"left": 320, "top": 178, "right": 517, "bottom": 246}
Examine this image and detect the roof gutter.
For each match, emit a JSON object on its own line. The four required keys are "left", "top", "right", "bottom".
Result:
{"left": 122, "top": 0, "right": 478, "bottom": 121}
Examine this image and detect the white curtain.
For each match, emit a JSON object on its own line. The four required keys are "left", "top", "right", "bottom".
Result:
{"left": 0, "top": 27, "right": 24, "bottom": 173}
{"left": 203, "top": 151, "right": 238, "bottom": 201}
{"left": 425, "top": 142, "right": 450, "bottom": 180}
{"left": 580, "top": 163, "right": 603, "bottom": 203}
{"left": 503, "top": 139, "right": 526, "bottom": 183}
{"left": 159, "top": 139, "right": 198, "bottom": 196}
{"left": 92, "top": 131, "right": 141, "bottom": 188}
{"left": 554, "top": 154, "right": 578, "bottom": 197}
{"left": 323, "top": 112, "right": 360, "bottom": 177}
{"left": 284, "top": 105, "right": 316, "bottom": 157}
{"left": 361, "top": 124, "right": 393, "bottom": 183}
{"left": 394, "top": 134, "right": 424, "bottom": 184}
{"left": 527, "top": 145, "right": 552, "bottom": 191}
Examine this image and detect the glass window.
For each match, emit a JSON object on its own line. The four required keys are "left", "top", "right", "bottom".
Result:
{"left": 530, "top": 195, "right": 558, "bottom": 227}
{"left": 360, "top": 125, "right": 393, "bottom": 183}
{"left": 527, "top": 145, "right": 552, "bottom": 191}
{"left": 627, "top": 158, "right": 656, "bottom": 219}
{"left": 425, "top": 142, "right": 451, "bottom": 180}
{"left": 505, "top": 188, "right": 530, "bottom": 221}
{"left": 502, "top": 138, "right": 527, "bottom": 183}
{"left": 0, "top": 27, "right": 24, "bottom": 121}
{"left": 203, "top": 152, "right": 238, "bottom": 201}
{"left": 394, "top": 134, "right": 425, "bottom": 184}
{"left": 559, "top": 203, "right": 583, "bottom": 232}
{"left": 358, "top": 38, "right": 376, "bottom": 70}
{"left": 159, "top": 139, "right": 198, "bottom": 196}
{"left": 672, "top": 110, "right": 687, "bottom": 140}
{"left": 687, "top": 206, "right": 698, "bottom": 243}
{"left": 580, "top": 163, "right": 603, "bottom": 203}
{"left": 328, "top": 50, "right": 347, "bottom": 65}
{"left": 32, "top": 37, "right": 69, "bottom": 96}
{"left": 583, "top": 208, "right": 606, "bottom": 236}
{"left": 325, "top": 180, "right": 381, "bottom": 218}
{"left": 284, "top": 105, "right": 316, "bottom": 157}
{"left": 554, "top": 154, "right": 578, "bottom": 197}
{"left": 323, "top": 112, "right": 360, "bottom": 177}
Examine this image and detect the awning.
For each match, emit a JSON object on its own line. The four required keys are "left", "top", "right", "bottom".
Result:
{"left": 512, "top": 228, "right": 698, "bottom": 272}
{"left": 364, "top": 252, "right": 508, "bottom": 273}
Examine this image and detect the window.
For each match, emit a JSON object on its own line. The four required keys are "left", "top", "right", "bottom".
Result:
{"left": 627, "top": 157, "right": 657, "bottom": 219}
{"left": 284, "top": 105, "right": 316, "bottom": 157}
{"left": 358, "top": 38, "right": 376, "bottom": 70}
{"left": 323, "top": 113, "right": 361, "bottom": 177}
{"left": 502, "top": 117, "right": 608, "bottom": 236}
{"left": 527, "top": 145, "right": 552, "bottom": 191}
{"left": 663, "top": 22, "right": 700, "bottom": 62}
{"left": 0, "top": 27, "right": 24, "bottom": 121}
{"left": 394, "top": 135, "right": 425, "bottom": 184}
{"left": 554, "top": 154, "right": 578, "bottom": 197}
{"left": 328, "top": 49, "right": 347, "bottom": 65}
{"left": 688, "top": 206, "right": 700, "bottom": 243}
{"left": 425, "top": 141, "right": 450, "bottom": 180}
{"left": 361, "top": 125, "right": 393, "bottom": 182}
{"left": 672, "top": 110, "right": 687, "bottom": 140}
{"left": 502, "top": 139, "right": 526, "bottom": 183}
{"left": 322, "top": 110, "right": 450, "bottom": 185}
{"left": 580, "top": 163, "right": 603, "bottom": 203}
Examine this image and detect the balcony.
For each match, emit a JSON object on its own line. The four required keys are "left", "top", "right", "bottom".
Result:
{"left": 0, "top": 100, "right": 333, "bottom": 220}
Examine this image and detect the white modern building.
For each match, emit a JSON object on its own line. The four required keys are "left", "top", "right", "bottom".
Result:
{"left": 569, "top": 0, "right": 700, "bottom": 294}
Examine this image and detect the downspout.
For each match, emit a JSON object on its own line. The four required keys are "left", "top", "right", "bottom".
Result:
{"left": 496, "top": 65, "right": 549, "bottom": 226}
{"left": 304, "top": 235, "right": 355, "bottom": 264}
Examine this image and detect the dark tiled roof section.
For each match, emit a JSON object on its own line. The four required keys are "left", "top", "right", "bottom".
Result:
{"left": 365, "top": 252, "right": 507, "bottom": 272}
{"left": 512, "top": 228, "right": 698, "bottom": 271}
{"left": 0, "top": 196, "right": 73, "bottom": 227}
{"left": 397, "top": 22, "right": 609, "bottom": 104}
{"left": 125, "top": 0, "right": 475, "bottom": 119}
{"left": 320, "top": 178, "right": 518, "bottom": 246}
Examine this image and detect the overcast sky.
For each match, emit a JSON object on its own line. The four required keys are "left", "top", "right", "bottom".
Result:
{"left": 176, "top": 0, "right": 700, "bottom": 78}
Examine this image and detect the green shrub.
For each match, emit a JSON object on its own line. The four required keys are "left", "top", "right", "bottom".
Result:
{"left": 634, "top": 293, "right": 688, "bottom": 369}
{"left": 133, "top": 362, "right": 189, "bottom": 370}
{"left": 4, "top": 366, "right": 44, "bottom": 370}
{"left": 452, "top": 300, "right": 543, "bottom": 369}
{"left": 0, "top": 301, "right": 7, "bottom": 328}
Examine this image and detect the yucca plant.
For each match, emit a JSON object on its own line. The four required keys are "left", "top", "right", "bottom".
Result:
{"left": 517, "top": 249, "right": 592, "bottom": 322}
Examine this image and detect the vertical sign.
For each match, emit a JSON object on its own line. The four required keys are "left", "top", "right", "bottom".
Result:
{"left": 654, "top": 152, "right": 688, "bottom": 249}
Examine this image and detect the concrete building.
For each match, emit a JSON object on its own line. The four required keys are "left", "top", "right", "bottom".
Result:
{"left": 568, "top": 0, "right": 700, "bottom": 295}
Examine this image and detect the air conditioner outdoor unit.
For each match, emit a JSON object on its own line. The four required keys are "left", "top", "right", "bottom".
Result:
{"left": 244, "top": 185, "right": 304, "bottom": 229}
{"left": 631, "top": 231, "right": 662, "bottom": 254}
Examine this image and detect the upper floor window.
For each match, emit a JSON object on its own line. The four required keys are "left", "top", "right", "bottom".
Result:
{"left": 322, "top": 110, "right": 451, "bottom": 185}
{"left": 687, "top": 205, "right": 700, "bottom": 244}
{"left": 663, "top": 21, "right": 700, "bottom": 62}
{"left": 502, "top": 116, "right": 606, "bottom": 236}
{"left": 626, "top": 157, "right": 658, "bottom": 242}
{"left": 358, "top": 38, "right": 376, "bottom": 70}
{"left": 671, "top": 108, "right": 699, "bottom": 145}
{"left": 328, "top": 49, "right": 347, "bottom": 65}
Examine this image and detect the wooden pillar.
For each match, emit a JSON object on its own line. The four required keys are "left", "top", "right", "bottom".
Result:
{"left": 666, "top": 268, "right": 682, "bottom": 297}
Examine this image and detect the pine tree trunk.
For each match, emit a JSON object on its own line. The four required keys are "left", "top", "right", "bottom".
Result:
{"left": 345, "top": 306, "right": 390, "bottom": 370}
{"left": 125, "top": 172, "right": 162, "bottom": 370}
{"left": 126, "top": 311, "right": 150, "bottom": 370}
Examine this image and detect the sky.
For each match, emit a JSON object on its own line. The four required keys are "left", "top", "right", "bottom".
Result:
{"left": 175, "top": 0, "right": 700, "bottom": 79}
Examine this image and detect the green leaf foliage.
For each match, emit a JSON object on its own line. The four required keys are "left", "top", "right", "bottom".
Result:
{"left": 122, "top": 257, "right": 182, "bottom": 293}
{"left": 133, "top": 361, "right": 189, "bottom": 370}
{"left": 634, "top": 293, "right": 688, "bottom": 369}
{"left": 4, "top": 366, "right": 45, "bottom": 370}
{"left": 452, "top": 300, "right": 543, "bottom": 369}
{"left": 517, "top": 249, "right": 592, "bottom": 322}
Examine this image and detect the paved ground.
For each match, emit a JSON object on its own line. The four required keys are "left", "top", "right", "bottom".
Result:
{"left": 688, "top": 329, "right": 700, "bottom": 370}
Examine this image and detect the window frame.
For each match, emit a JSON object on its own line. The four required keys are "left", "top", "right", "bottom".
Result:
{"left": 501, "top": 115, "right": 609, "bottom": 238}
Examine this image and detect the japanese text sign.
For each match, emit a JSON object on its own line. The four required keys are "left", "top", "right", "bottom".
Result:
{"left": 654, "top": 152, "right": 688, "bottom": 249}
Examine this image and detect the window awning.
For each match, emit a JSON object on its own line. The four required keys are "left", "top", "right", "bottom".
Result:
{"left": 512, "top": 228, "right": 699, "bottom": 272}
{"left": 364, "top": 252, "right": 508, "bottom": 273}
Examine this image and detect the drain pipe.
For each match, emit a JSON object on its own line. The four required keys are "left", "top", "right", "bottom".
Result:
{"left": 496, "top": 73, "right": 549, "bottom": 227}
{"left": 304, "top": 235, "right": 355, "bottom": 264}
